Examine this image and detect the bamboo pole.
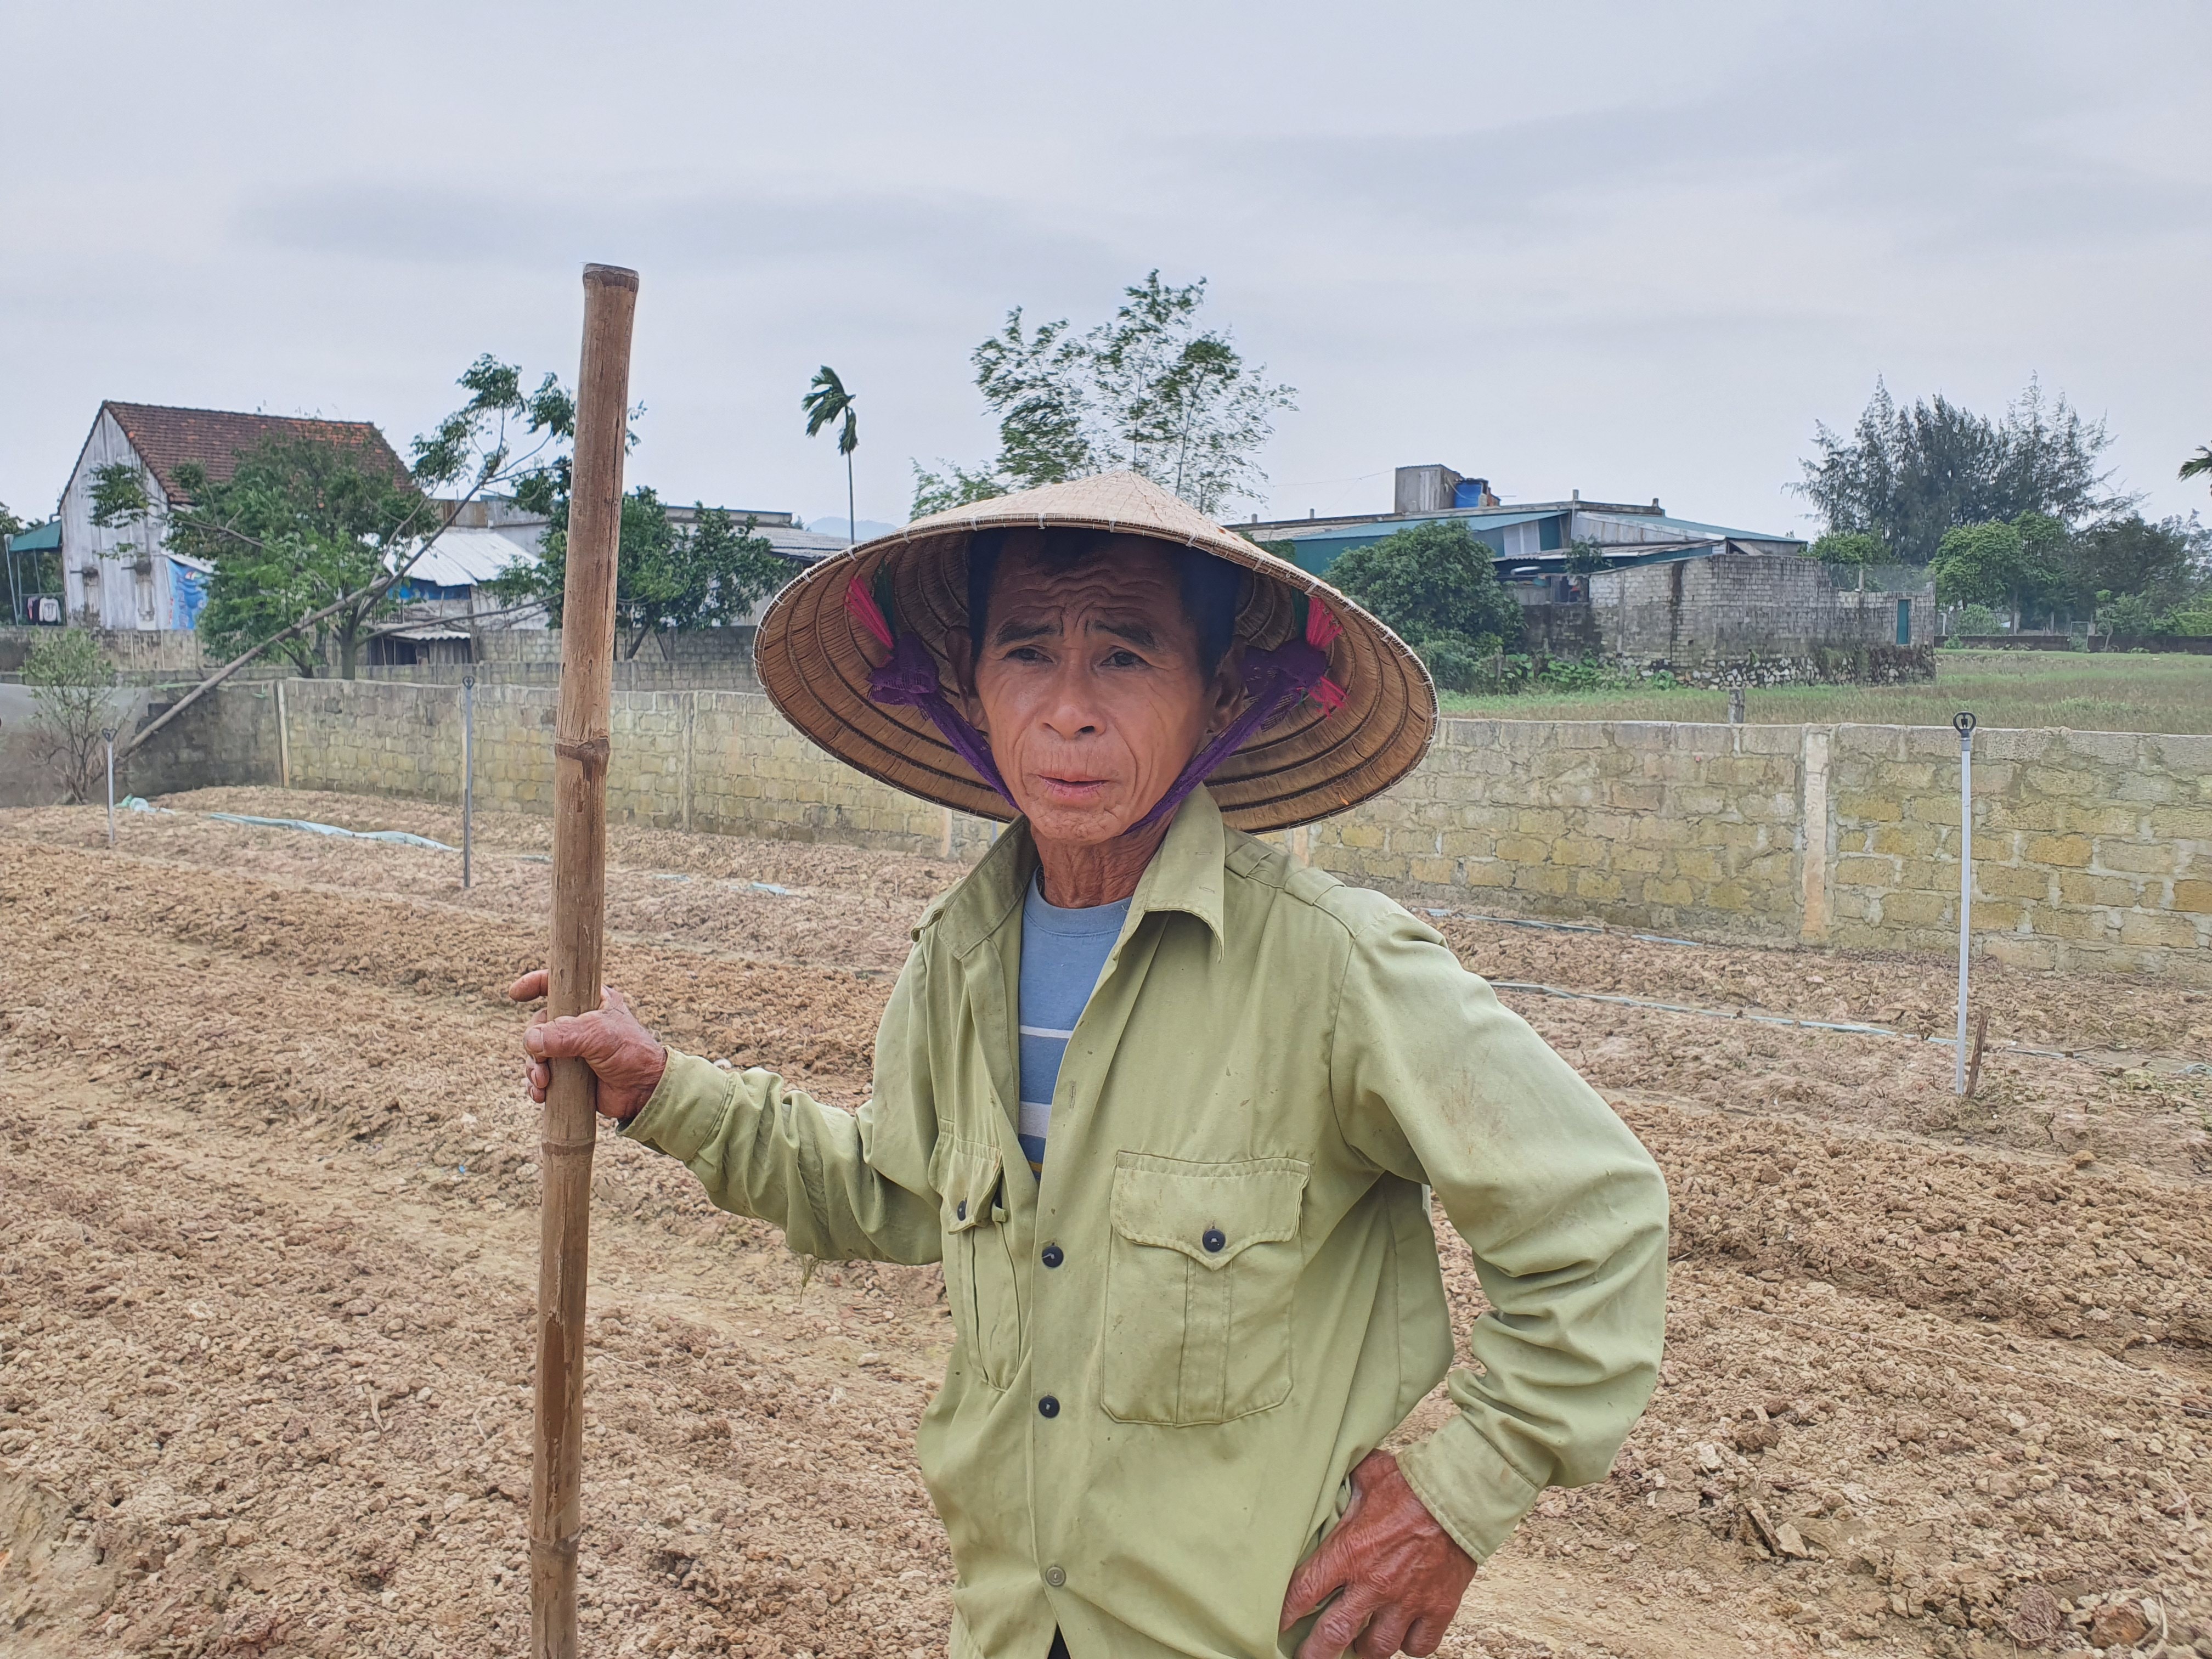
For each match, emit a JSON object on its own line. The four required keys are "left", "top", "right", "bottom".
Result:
{"left": 530, "top": 261, "right": 639, "bottom": 1659}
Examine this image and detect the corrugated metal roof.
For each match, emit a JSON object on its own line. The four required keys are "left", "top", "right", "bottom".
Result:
{"left": 1578, "top": 511, "right": 1801, "bottom": 544}
{"left": 1274, "top": 509, "right": 1559, "bottom": 545}
{"left": 396, "top": 528, "right": 530, "bottom": 588}
{"left": 5, "top": 521, "right": 61, "bottom": 552}
{"left": 759, "top": 526, "right": 849, "bottom": 562}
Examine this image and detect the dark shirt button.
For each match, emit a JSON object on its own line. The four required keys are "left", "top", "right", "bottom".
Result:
{"left": 1037, "top": 1395, "right": 1060, "bottom": 1419}
{"left": 1041, "top": 1244, "right": 1064, "bottom": 1269}
{"left": 1202, "top": 1227, "right": 1226, "bottom": 1254}
{"left": 956, "top": 1200, "right": 967, "bottom": 1221}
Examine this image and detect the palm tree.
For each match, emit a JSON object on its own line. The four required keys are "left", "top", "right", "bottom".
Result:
{"left": 802, "top": 366, "right": 860, "bottom": 544}
{"left": 2182, "top": 445, "right": 2211, "bottom": 486}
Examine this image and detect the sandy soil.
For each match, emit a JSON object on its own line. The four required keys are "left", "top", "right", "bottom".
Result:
{"left": 2, "top": 789, "right": 2208, "bottom": 1659}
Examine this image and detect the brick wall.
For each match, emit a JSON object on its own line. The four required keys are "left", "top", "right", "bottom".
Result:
{"left": 135, "top": 680, "right": 2212, "bottom": 981}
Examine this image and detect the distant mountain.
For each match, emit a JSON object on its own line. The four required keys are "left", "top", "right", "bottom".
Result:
{"left": 798, "top": 515, "right": 900, "bottom": 544}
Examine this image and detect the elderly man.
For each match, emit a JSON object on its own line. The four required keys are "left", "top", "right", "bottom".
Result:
{"left": 514, "top": 474, "right": 1668, "bottom": 1659}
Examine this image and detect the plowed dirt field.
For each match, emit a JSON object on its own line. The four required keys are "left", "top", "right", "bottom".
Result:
{"left": 3, "top": 788, "right": 2209, "bottom": 1659}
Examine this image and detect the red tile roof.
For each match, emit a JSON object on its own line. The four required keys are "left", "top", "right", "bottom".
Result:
{"left": 103, "top": 402, "right": 410, "bottom": 504}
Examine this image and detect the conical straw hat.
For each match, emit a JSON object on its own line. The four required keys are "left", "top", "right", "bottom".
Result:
{"left": 753, "top": 471, "right": 1437, "bottom": 832}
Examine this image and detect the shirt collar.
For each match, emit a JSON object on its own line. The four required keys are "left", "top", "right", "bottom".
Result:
{"left": 1124, "top": 785, "right": 1227, "bottom": 953}
{"left": 931, "top": 787, "right": 1228, "bottom": 960}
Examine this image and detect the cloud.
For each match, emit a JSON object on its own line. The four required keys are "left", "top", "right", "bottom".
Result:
{"left": 4, "top": 0, "right": 2209, "bottom": 532}
{"left": 235, "top": 176, "right": 1116, "bottom": 293}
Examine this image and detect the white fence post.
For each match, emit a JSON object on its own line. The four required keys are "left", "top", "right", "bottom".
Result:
{"left": 1953, "top": 712, "right": 1976, "bottom": 1094}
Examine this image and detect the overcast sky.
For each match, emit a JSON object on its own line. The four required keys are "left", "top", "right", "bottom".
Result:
{"left": 4, "top": 2, "right": 2207, "bottom": 540}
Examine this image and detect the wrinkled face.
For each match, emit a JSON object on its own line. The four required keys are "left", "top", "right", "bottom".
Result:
{"left": 967, "top": 533, "right": 1239, "bottom": 848}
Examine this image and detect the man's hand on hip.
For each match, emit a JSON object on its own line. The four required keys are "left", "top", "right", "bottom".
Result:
{"left": 1279, "top": 1451, "right": 1477, "bottom": 1658}
{"left": 510, "top": 970, "right": 668, "bottom": 1122}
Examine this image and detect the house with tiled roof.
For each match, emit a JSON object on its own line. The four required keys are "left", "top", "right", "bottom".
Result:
{"left": 55, "top": 401, "right": 409, "bottom": 631}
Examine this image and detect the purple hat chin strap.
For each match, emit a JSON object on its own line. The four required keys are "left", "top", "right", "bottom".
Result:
{"left": 866, "top": 629, "right": 1334, "bottom": 837}
{"left": 1125, "top": 634, "right": 1334, "bottom": 836}
{"left": 866, "top": 632, "right": 1015, "bottom": 810}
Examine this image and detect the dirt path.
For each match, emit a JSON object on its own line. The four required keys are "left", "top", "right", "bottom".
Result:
{"left": 3, "top": 795, "right": 2209, "bottom": 1658}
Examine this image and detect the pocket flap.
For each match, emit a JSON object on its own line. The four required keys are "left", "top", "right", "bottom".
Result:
{"left": 939, "top": 1137, "right": 1003, "bottom": 1234}
{"left": 1110, "top": 1154, "right": 1308, "bottom": 1270}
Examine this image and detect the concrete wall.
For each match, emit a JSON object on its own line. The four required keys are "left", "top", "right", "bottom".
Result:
{"left": 122, "top": 679, "right": 2212, "bottom": 981}
{"left": 0, "top": 679, "right": 279, "bottom": 806}
{"left": 1589, "top": 554, "right": 1938, "bottom": 664}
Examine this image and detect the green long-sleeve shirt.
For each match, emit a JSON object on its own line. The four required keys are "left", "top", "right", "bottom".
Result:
{"left": 622, "top": 789, "right": 1669, "bottom": 1659}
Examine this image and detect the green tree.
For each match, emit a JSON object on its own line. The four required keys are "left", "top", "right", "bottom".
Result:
{"left": 21, "top": 630, "right": 119, "bottom": 803}
{"left": 1929, "top": 520, "right": 2056, "bottom": 631}
{"left": 912, "top": 272, "right": 1295, "bottom": 518}
{"left": 2181, "top": 445, "right": 2210, "bottom": 488}
{"left": 2097, "top": 591, "right": 2165, "bottom": 636}
{"left": 492, "top": 485, "right": 788, "bottom": 659}
{"left": 1795, "top": 376, "right": 2130, "bottom": 563}
{"left": 1563, "top": 537, "right": 1610, "bottom": 575}
{"left": 2061, "top": 514, "right": 2210, "bottom": 619}
{"left": 106, "top": 355, "right": 575, "bottom": 765}
{"left": 1325, "top": 521, "right": 1523, "bottom": 660}
{"left": 802, "top": 366, "right": 860, "bottom": 544}
{"left": 907, "top": 460, "right": 1007, "bottom": 518}
{"left": 87, "top": 354, "right": 573, "bottom": 685}
{"left": 144, "top": 437, "right": 425, "bottom": 678}
{"left": 1806, "top": 530, "right": 1887, "bottom": 590}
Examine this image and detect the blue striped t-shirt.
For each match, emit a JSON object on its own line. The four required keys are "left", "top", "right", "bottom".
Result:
{"left": 1017, "top": 875, "right": 1130, "bottom": 1170}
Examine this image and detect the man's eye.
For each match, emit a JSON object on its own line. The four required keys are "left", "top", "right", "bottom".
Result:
{"left": 1005, "top": 646, "right": 1048, "bottom": 663}
{"left": 1104, "top": 649, "right": 1145, "bottom": 668}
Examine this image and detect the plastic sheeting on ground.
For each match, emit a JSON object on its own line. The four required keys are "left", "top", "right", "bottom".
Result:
{"left": 204, "top": 811, "right": 456, "bottom": 851}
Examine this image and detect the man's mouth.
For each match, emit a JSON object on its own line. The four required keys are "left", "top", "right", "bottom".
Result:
{"left": 1036, "top": 774, "right": 1110, "bottom": 803}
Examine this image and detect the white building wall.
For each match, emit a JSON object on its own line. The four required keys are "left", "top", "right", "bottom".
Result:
{"left": 59, "top": 410, "right": 178, "bottom": 631}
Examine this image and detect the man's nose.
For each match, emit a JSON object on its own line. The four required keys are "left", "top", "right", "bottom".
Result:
{"left": 1040, "top": 661, "right": 1103, "bottom": 739}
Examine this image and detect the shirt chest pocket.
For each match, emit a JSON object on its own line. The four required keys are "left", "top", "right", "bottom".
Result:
{"left": 939, "top": 1136, "right": 1023, "bottom": 1392}
{"left": 1101, "top": 1153, "right": 1310, "bottom": 1426}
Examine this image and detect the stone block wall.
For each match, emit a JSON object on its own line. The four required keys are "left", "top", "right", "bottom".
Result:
{"left": 1824, "top": 726, "right": 2212, "bottom": 977}
{"left": 0, "top": 626, "right": 210, "bottom": 678}
{"left": 246, "top": 680, "right": 998, "bottom": 860}
{"left": 125, "top": 681, "right": 283, "bottom": 799}
{"left": 1300, "top": 720, "right": 1809, "bottom": 943}
{"left": 130, "top": 679, "right": 2212, "bottom": 981}
{"left": 0, "top": 624, "right": 761, "bottom": 690}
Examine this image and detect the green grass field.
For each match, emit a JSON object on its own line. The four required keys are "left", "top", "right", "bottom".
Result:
{"left": 1435, "top": 650, "right": 2212, "bottom": 733}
